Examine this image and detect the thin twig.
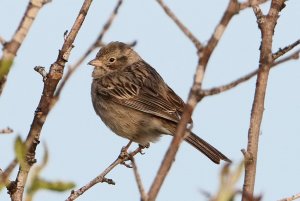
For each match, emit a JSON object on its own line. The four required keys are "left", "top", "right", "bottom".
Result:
{"left": 0, "top": 0, "right": 51, "bottom": 96}
{"left": 130, "top": 155, "right": 147, "bottom": 201}
{"left": 278, "top": 193, "right": 300, "bottom": 201}
{"left": 239, "top": 0, "right": 270, "bottom": 10}
{"left": 252, "top": 3, "right": 264, "bottom": 20}
{"left": 273, "top": 39, "right": 300, "bottom": 60}
{"left": 0, "top": 127, "right": 13, "bottom": 134}
{"left": 197, "top": 0, "right": 240, "bottom": 83}
{"left": 54, "top": 0, "right": 124, "bottom": 100}
{"left": 201, "top": 49, "right": 300, "bottom": 96}
{"left": 0, "top": 167, "right": 11, "bottom": 189}
{"left": 273, "top": 49, "right": 300, "bottom": 65}
{"left": 156, "top": 0, "right": 268, "bottom": 53}
{"left": 66, "top": 143, "right": 146, "bottom": 201}
{"left": 66, "top": 159, "right": 118, "bottom": 201}
{"left": 155, "top": 0, "right": 203, "bottom": 51}
{"left": 8, "top": 1, "right": 93, "bottom": 200}
{"left": 34, "top": 66, "right": 48, "bottom": 82}
{"left": 0, "top": 158, "right": 17, "bottom": 191}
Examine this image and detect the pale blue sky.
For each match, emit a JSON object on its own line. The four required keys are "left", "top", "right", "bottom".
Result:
{"left": 1, "top": 1, "right": 300, "bottom": 201}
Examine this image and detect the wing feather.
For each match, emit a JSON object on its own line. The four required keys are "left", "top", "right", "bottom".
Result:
{"left": 95, "top": 61, "right": 185, "bottom": 123}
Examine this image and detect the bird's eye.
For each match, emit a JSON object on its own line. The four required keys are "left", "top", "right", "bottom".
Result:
{"left": 109, "top": 57, "right": 116, "bottom": 63}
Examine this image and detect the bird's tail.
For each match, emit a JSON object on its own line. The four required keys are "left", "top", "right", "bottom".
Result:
{"left": 184, "top": 132, "right": 231, "bottom": 164}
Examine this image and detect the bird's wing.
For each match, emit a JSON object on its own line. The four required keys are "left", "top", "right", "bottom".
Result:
{"left": 95, "top": 61, "right": 185, "bottom": 123}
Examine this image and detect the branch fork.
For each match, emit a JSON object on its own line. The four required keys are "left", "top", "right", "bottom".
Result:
{"left": 34, "top": 66, "right": 48, "bottom": 82}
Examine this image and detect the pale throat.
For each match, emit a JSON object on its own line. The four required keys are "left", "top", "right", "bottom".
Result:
{"left": 92, "top": 66, "right": 110, "bottom": 78}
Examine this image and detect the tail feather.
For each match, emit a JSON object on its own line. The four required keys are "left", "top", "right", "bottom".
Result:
{"left": 185, "top": 132, "right": 231, "bottom": 164}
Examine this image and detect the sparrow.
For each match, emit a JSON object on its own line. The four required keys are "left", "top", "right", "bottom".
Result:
{"left": 88, "top": 41, "right": 230, "bottom": 164}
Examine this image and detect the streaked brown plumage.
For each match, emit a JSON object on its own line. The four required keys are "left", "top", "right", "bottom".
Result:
{"left": 88, "top": 41, "right": 230, "bottom": 164}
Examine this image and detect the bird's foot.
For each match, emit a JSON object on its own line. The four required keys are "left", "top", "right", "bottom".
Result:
{"left": 119, "top": 141, "right": 132, "bottom": 160}
{"left": 138, "top": 143, "right": 150, "bottom": 155}
{"left": 119, "top": 141, "right": 150, "bottom": 168}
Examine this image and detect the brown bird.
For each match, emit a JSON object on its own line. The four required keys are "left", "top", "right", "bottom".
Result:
{"left": 88, "top": 41, "right": 230, "bottom": 164}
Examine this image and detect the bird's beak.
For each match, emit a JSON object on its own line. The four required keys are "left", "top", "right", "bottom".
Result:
{"left": 88, "top": 58, "right": 102, "bottom": 67}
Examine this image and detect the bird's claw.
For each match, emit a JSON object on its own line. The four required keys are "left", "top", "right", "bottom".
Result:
{"left": 138, "top": 143, "right": 150, "bottom": 155}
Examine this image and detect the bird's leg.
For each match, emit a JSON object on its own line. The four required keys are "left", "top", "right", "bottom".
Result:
{"left": 120, "top": 140, "right": 132, "bottom": 160}
{"left": 120, "top": 141, "right": 150, "bottom": 168}
{"left": 119, "top": 141, "right": 133, "bottom": 168}
{"left": 122, "top": 140, "right": 132, "bottom": 152}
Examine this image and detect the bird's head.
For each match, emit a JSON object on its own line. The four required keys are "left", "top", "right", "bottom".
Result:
{"left": 88, "top": 41, "right": 141, "bottom": 78}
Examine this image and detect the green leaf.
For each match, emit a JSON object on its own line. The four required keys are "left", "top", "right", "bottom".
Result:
{"left": 14, "top": 136, "right": 27, "bottom": 168}
{"left": 40, "top": 179, "right": 75, "bottom": 192}
{"left": 25, "top": 143, "right": 76, "bottom": 200}
{"left": 28, "top": 178, "right": 75, "bottom": 194}
{"left": 0, "top": 59, "right": 14, "bottom": 79}
{"left": 0, "top": 183, "right": 4, "bottom": 191}
{"left": 214, "top": 161, "right": 244, "bottom": 201}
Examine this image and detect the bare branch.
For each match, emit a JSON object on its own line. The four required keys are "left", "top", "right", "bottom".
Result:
{"left": 0, "top": 0, "right": 51, "bottom": 96}
{"left": 198, "top": 0, "right": 240, "bottom": 81}
{"left": 0, "top": 127, "right": 13, "bottom": 134}
{"left": 130, "top": 155, "right": 147, "bottom": 201}
{"left": 8, "top": 1, "right": 93, "bottom": 200}
{"left": 239, "top": 0, "right": 270, "bottom": 10}
{"left": 241, "top": 1, "right": 287, "bottom": 200}
{"left": 201, "top": 49, "right": 300, "bottom": 96}
{"left": 0, "top": 167, "right": 11, "bottom": 190}
{"left": 0, "top": 159, "right": 17, "bottom": 191}
{"left": 34, "top": 66, "right": 48, "bottom": 82}
{"left": 273, "top": 39, "right": 300, "bottom": 60}
{"left": 155, "top": 0, "right": 202, "bottom": 51}
{"left": 252, "top": 4, "right": 264, "bottom": 20}
{"left": 66, "top": 143, "right": 146, "bottom": 201}
{"left": 54, "top": 0, "right": 124, "bottom": 100}
{"left": 278, "top": 193, "right": 300, "bottom": 201}
{"left": 147, "top": 1, "right": 241, "bottom": 200}
{"left": 66, "top": 158, "right": 118, "bottom": 201}
{"left": 274, "top": 49, "right": 300, "bottom": 65}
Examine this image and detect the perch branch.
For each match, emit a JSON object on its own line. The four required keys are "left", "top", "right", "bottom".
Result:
{"left": 66, "top": 143, "right": 146, "bottom": 201}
